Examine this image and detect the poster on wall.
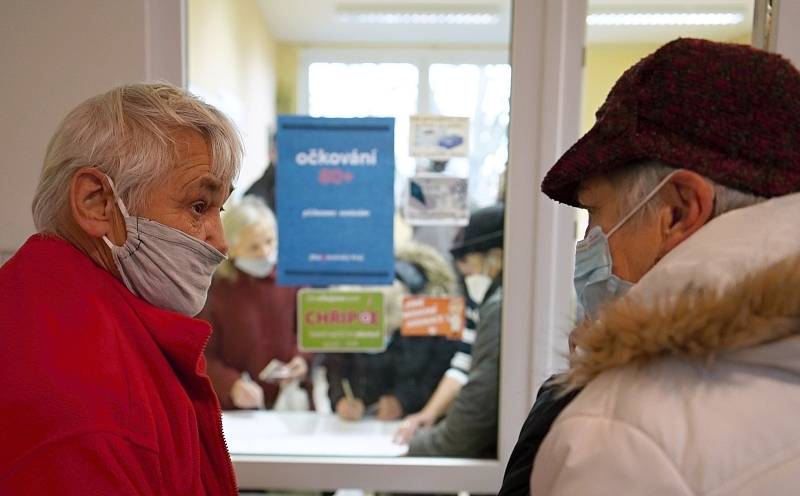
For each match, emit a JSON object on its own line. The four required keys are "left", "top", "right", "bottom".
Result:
{"left": 409, "top": 115, "right": 470, "bottom": 160}
{"left": 297, "top": 289, "right": 386, "bottom": 352}
{"left": 276, "top": 115, "right": 395, "bottom": 286}
{"left": 401, "top": 296, "right": 465, "bottom": 340}
{"left": 404, "top": 174, "right": 470, "bottom": 226}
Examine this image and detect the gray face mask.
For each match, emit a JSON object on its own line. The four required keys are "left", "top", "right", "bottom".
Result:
{"left": 102, "top": 176, "right": 226, "bottom": 316}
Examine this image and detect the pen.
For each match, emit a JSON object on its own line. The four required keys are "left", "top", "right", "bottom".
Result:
{"left": 342, "top": 378, "right": 355, "bottom": 403}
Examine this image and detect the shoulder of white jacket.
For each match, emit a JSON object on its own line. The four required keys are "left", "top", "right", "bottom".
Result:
{"left": 555, "top": 355, "right": 701, "bottom": 424}
{"left": 533, "top": 405, "right": 695, "bottom": 496}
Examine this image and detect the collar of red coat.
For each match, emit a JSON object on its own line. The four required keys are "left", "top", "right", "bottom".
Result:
{"left": 27, "top": 234, "right": 214, "bottom": 378}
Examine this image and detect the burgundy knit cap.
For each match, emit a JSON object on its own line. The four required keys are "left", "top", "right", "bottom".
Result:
{"left": 542, "top": 38, "right": 800, "bottom": 206}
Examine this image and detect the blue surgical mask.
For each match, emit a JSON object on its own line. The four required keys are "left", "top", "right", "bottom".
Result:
{"left": 574, "top": 171, "right": 677, "bottom": 321}
{"left": 574, "top": 227, "right": 633, "bottom": 322}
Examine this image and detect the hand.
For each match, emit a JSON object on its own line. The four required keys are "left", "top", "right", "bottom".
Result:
{"left": 393, "top": 410, "right": 436, "bottom": 444}
{"left": 336, "top": 397, "right": 365, "bottom": 421}
{"left": 282, "top": 356, "right": 308, "bottom": 385}
{"left": 230, "top": 378, "right": 264, "bottom": 409}
{"left": 376, "top": 395, "right": 404, "bottom": 421}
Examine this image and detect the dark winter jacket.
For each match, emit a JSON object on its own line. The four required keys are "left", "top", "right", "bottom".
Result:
{"left": 326, "top": 331, "right": 457, "bottom": 414}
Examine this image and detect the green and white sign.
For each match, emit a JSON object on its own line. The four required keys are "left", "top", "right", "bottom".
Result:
{"left": 297, "top": 289, "right": 385, "bottom": 352}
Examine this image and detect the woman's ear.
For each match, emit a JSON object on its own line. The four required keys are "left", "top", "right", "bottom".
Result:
{"left": 658, "top": 170, "right": 714, "bottom": 256}
{"left": 69, "top": 167, "right": 121, "bottom": 240}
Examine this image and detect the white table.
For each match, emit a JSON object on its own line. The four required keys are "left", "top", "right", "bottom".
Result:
{"left": 222, "top": 411, "right": 409, "bottom": 457}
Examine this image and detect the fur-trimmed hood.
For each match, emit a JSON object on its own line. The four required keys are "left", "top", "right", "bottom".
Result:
{"left": 564, "top": 192, "right": 800, "bottom": 389}
{"left": 395, "top": 241, "right": 456, "bottom": 296}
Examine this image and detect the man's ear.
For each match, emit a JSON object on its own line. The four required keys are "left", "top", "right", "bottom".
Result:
{"left": 658, "top": 170, "right": 714, "bottom": 256}
{"left": 69, "top": 167, "right": 119, "bottom": 239}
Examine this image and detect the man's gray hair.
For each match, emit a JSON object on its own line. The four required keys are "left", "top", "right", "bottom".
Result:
{"left": 610, "top": 161, "right": 765, "bottom": 224}
{"left": 32, "top": 82, "right": 242, "bottom": 233}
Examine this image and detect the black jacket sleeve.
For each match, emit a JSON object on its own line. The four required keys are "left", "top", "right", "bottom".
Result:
{"left": 390, "top": 335, "right": 456, "bottom": 415}
{"left": 324, "top": 353, "right": 352, "bottom": 408}
{"left": 497, "top": 375, "right": 581, "bottom": 496}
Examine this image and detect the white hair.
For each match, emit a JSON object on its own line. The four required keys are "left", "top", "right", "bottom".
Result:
{"left": 32, "top": 82, "right": 242, "bottom": 233}
{"left": 216, "top": 195, "right": 276, "bottom": 280}
{"left": 221, "top": 195, "right": 276, "bottom": 248}
{"left": 610, "top": 161, "right": 765, "bottom": 225}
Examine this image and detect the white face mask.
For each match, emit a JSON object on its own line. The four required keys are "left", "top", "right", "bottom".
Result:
{"left": 234, "top": 255, "right": 276, "bottom": 278}
{"left": 465, "top": 274, "right": 493, "bottom": 304}
{"left": 102, "top": 176, "right": 226, "bottom": 316}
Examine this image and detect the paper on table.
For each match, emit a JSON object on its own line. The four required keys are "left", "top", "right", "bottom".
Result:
{"left": 258, "top": 359, "right": 291, "bottom": 382}
{"left": 222, "top": 411, "right": 409, "bottom": 457}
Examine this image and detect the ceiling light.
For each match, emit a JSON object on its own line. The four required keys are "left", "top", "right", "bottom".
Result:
{"left": 337, "top": 12, "right": 499, "bottom": 25}
{"left": 587, "top": 12, "right": 744, "bottom": 27}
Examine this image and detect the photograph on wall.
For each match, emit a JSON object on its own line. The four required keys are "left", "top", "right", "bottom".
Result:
{"left": 409, "top": 115, "right": 470, "bottom": 160}
{"left": 404, "top": 174, "right": 470, "bottom": 226}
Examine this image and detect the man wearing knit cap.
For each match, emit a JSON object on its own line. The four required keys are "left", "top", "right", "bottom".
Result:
{"left": 528, "top": 38, "right": 800, "bottom": 494}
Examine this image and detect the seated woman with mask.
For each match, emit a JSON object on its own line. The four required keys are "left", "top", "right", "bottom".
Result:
{"left": 0, "top": 83, "right": 240, "bottom": 494}
{"left": 199, "top": 196, "right": 311, "bottom": 410}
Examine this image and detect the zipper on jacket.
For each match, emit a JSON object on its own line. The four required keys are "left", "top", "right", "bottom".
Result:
{"left": 199, "top": 331, "right": 239, "bottom": 495}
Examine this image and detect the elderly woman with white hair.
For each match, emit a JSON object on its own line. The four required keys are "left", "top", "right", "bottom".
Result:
{"left": 0, "top": 83, "right": 241, "bottom": 495}
{"left": 199, "top": 196, "right": 311, "bottom": 411}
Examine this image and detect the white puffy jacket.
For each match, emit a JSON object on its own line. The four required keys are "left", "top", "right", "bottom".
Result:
{"left": 531, "top": 192, "right": 800, "bottom": 495}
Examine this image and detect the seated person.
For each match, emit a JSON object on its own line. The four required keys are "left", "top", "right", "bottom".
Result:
{"left": 0, "top": 83, "right": 240, "bottom": 494}
{"left": 326, "top": 242, "right": 458, "bottom": 421}
{"left": 199, "top": 196, "right": 311, "bottom": 410}
{"left": 403, "top": 204, "right": 504, "bottom": 458}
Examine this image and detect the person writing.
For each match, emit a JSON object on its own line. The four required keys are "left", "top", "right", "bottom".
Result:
{"left": 326, "top": 242, "right": 458, "bottom": 422}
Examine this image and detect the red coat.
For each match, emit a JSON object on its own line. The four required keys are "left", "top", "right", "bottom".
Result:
{"left": 0, "top": 235, "right": 238, "bottom": 495}
{"left": 199, "top": 271, "right": 311, "bottom": 410}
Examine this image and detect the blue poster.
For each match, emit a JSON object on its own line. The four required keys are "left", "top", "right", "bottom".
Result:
{"left": 276, "top": 115, "right": 395, "bottom": 286}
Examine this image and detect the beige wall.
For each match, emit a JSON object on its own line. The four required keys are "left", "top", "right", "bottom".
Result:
{"left": 188, "top": 0, "right": 278, "bottom": 196}
{"left": 581, "top": 43, "right": 662, "bottom": 133}
{"left": 276, "top": 44, "right": 299, "bottom": 115}
{"left": 582, "top": 34, "right": 753, "bottom": 134}
{"left": 0, "top": 0, "right": 182, "bottom": 254}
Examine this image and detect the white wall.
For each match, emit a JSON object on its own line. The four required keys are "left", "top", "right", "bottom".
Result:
{"left": 775, "top": 0, "right": 800, "bottom": 64}
{"left": 0, "top": 0, "right": 183, "bottom": 256}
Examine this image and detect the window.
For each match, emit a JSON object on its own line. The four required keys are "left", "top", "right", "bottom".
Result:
{"left": 429, "top": 63, "right": 511, "bottom": 208}
{"left": 301, "top": 51, "right": 511, "bottom": 209}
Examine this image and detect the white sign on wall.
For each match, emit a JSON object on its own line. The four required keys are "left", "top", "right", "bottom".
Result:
{"left": 409, "top": 115, "right": 470, "bottom": 160}
{"left": 404, "top": 174, "right": 469, "bottom": 226}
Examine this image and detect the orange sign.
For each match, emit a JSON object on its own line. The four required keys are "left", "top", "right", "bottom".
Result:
{"left": 401, "top": 296, "right": 465, "bottom": 340}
